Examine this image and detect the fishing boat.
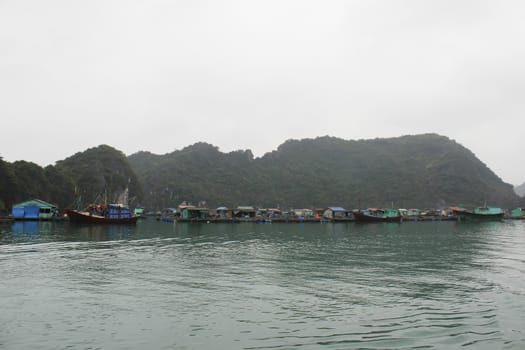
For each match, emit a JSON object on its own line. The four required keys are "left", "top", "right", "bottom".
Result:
{"left": 66, "top": 204, "right": 140, "bottom": 224}
{"left": 353, "top": 208, "right": 402, "bottom": 222}
{"left": 451, "top": 206, "right": 504, "bottom": 221}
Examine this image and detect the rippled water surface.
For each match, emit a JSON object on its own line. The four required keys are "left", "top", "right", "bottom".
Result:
{"left": 1, "top": 220, "right": 525, "bottom": 349}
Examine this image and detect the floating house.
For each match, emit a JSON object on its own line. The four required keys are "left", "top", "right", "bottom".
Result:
{"left": 406, "top": 208, "right": 420, "bottom": 217}
{"left": 12, "top": 199, "right": 58, "bottom": 220}
{"left": 323, "top": 207, "right": 348, "bottom": 219}
{"left": 180, "top": 206, "right": 209, "bottom": 220}
{"left": 234, "top": 206, "right": 256, "bottom": 218}
{"left": 291, "top": 209, "right": 314, "bottom": 218}
{"left": 258, "top": 208, "right": 282, "bottom": 218}
{"left": 313, "top": 208, "right": 325, "bottom": 219}
{"left": 215, "top": 206, "right": 233, "bottom": 218}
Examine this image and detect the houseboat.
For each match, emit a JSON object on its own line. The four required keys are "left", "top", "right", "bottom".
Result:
{"left": 12, "top": 199, "right": 59, "bottom": 220}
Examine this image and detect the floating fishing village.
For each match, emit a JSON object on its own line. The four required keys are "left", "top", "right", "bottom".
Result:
{"left": 2, "top": 198, "right": 525, "bottom": 224}
{"left": 2, "top": 135, "right": 523, "bottom": 226}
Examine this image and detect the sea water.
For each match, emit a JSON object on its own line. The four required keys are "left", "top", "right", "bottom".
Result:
{"left": 1, "top": 219, "right": 524, "bottom": 349}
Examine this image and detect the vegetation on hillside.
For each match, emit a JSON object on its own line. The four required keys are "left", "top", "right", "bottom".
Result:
{"left": 0, "top": 157, "right": 75, "bottom": 213}
{"left": 128, "top": 134, "right": 520, "bottom": 210}
{"left": 54, "top": 145, "right": 143, "bottom": 208}
{"left": 1, "top": 135, "right": 520, "bottom": 213}
{"left": 0, "top": 145, "right": 142, "bottom": 212}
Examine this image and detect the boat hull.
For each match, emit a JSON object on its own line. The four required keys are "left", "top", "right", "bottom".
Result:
{"left": 353, "top": 211, "right": 402, "bottom": 223}
{"left": 453, "top": 209, "right": 504, "bottom": 221}
{"left": 66, "top": 209, "right": 140, "bottom": 224}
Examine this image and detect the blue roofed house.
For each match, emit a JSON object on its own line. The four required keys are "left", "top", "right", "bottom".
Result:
{"left": 12, "top": 199, "right": 59, "bottom": 220}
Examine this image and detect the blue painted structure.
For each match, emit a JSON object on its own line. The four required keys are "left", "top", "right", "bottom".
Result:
{"left": 12, "top": 199, "right": 58, "bottom": 220}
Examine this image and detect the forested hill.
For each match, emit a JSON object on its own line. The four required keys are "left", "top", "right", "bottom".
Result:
{"left": 54, "top": 145, "right": 143, "bottom": 207}
{"left": 0, "top": 134, "right": 519, "bottom": 213}
{"left": 0, "top": 145, "right": 141, "bottom": 212}
{"left": 128, "top": 134, "right": 520, "bottom": 210}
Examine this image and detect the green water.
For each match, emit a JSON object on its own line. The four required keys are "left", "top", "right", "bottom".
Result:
{"left": 1, "top": 220, "right": 524, "bottom": 349}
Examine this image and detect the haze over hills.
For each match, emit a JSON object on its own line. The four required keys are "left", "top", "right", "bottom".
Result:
{"left": 514, "top": 182, "right": 525, "bottom": 197}
{"left": 128, "top": 134, "right": 520, "bottom": 210}
{"left": 0, "top": 134, "right": 521, "bottom": 213}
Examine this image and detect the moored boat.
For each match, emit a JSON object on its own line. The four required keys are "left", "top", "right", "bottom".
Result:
{"left": 66, "top": 204, "right": 140, "bottom": 224}
{"left": 451, "top": 206, "right": 504, "bottom": 221}
{"left": 353, "top": 208, "right": 402, "bottom": 222}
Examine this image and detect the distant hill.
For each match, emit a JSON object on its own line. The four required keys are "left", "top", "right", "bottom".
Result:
{"left": 1, "top": 145, "right": 144, "bottom": 212}
{"left": 128, "top": 134, "right": 520, "bottom": 210}
{"left": 55, "top": 145, "right": 143, "bottom": 208}
{"left": 515, "top": 182, "right": 525, "bottom": 197}
{"left": 0, "top": 135, "right": 519, "bottom": 213}
{"left": 0, "top": 157, "right": 75, "bottom": 212}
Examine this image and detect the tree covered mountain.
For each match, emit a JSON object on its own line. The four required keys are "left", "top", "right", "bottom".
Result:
{"left": 0, "top": 157, "right": 75, "bottom": 213}
{"left": 0, "top": 145, "right": 142, "bottom": 213}
{"left": 0, "top": 134, "right": 519, "bottom": 213}
{"left": 54, "top": 145, "right": 143, "bottom": 208}
{"left": 128, "top": 134, "right": 520, "bottom": 210}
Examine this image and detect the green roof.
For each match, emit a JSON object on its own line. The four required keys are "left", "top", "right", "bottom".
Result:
{"left": 473, "top": 207, "right": 503, "bottom": 215}
{"left": 236, "top": 206, "right": 255, "bottom": 211}
{"left": 13, "top": 199, "right": 57, "bottom": 209}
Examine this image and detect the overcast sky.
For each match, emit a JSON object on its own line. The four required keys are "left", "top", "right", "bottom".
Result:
{"left": 1, "top": 0, "right": 524, "bottom": 185}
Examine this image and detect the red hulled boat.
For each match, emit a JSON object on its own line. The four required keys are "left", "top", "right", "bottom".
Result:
{"left": 66, "top": 204, "right": 140, "bottom": 224}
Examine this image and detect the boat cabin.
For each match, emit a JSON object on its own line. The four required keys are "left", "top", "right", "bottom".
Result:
{"left": 134, "top": 207, "right": 145, "bottom": 216}
{"left": 511, "top": 208, "right": 525, "bottom": 218}
{"left": 106, "top": 204, "right": 134, "bottom": 219}
{"left": 473, "top": 207, "right": 503, "bottom": 215}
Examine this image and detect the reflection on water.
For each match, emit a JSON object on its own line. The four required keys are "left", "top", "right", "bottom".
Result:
{"left": 10, "top": 220, "right": 56, "bottom": 240}
{"left": 63, "top": 223, "right": 137, "bottom": 241}
{"left": 11, "top": 220, "right": 41, "bottom": 235}
{"left": 1, "top": 220, "right": 524, "bottom": 349}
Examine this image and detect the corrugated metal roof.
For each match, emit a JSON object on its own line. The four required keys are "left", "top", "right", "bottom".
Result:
{"left": 13, "top": 199, "right": 57, "bottom": 209}
{"left": 236, "top": 206, "right": 255, "bottom": 211}
{"left": 328, "top": 207, "right": 346, "bottom": 212}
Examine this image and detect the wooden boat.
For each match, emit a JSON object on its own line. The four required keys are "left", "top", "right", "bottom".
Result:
{"left": 353, "top": 208, "right": 402, "bottom": 222}
{"left": 451, "top": 206, "right": 504, "bottom": 221}
{"left": 66, "top": 204, "right": 140, "bottom": 224}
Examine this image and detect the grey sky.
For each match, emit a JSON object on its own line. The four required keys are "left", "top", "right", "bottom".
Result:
{"left": 1, "top": 0, "right": 524, "bottom": 185}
